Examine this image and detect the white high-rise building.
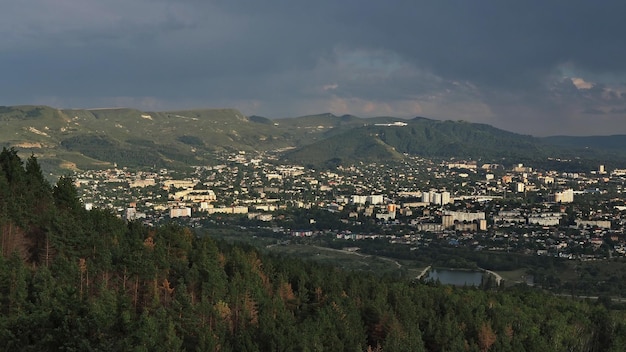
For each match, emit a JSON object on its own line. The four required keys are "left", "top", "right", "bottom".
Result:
{"left": 367, "top": 194, "right": 384, "bottom": 205}
{"left": 554, "top": 189, "right": 574, "bottom": 203}
{"left": 441, "top": 191, "right": 450, "bottom": 205}
{"left": 352, "top": 195, "right": 368, "bottom": 204}
{"left": 422, "top": 190, "right": 451, "bottom": 205}
{"left": 432, "top": 192, "right": 442, "bottom": 205}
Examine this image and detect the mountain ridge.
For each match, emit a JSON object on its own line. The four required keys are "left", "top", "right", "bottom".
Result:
{"left": 1, "top": 105, "right": 625, "bottom": 174}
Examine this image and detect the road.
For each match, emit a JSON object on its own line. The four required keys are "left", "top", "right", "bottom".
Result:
{"left": 417, "top": 265, "right": 431, "bottom": 279}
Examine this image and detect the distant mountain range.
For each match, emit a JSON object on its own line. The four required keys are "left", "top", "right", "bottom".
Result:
{"left": 1, "top": 105, "right": 625, "bottom": 174}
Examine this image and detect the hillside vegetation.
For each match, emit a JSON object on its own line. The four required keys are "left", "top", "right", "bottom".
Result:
{"left": 2, "top": 148, "right": 626, "bottom": 351}
{"left": 284, "top": 118, "right": 547, "bottom": 166}
{"left": 0, "top": 106, "right": 293, "bottom": 172}
{"left": 2, "top": 105, "right": 625, "bottom": 174}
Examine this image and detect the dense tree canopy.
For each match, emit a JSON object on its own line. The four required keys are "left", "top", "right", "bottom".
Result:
{"left": 1, "top": 149, "right": 625, "bottom": 351}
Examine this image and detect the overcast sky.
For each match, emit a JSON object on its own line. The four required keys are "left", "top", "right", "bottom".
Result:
{"left": 2, "top": 1, "right": 625, "bottom": 136}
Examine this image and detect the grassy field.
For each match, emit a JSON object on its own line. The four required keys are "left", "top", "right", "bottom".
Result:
{"left": 265, "top": 243, "right": 430, "bottom": 278}
{"left": 493, "top": 268, "right": 529, "bottom": 286}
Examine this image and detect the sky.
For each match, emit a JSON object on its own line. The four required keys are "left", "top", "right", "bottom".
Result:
{"left": 1, "top": 1, "right": 626, "bottom": 136}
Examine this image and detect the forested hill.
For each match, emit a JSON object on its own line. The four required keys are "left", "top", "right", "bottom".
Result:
{"left": 282, "top": 117, "right": 624, "bottom": 168}
{"left": 2, "top": 148, "right": 626, "bottom": 350}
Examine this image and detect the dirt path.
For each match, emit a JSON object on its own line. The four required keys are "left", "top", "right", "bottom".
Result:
{"left": 312, "top": 246, "right": 402, "bottom": 268}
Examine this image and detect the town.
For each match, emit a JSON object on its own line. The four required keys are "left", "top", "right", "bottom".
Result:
{"left": 73, "top": 150, "right": 626, "bottom": 263}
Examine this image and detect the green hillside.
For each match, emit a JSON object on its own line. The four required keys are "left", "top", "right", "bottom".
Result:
{"left": 284, "top": 117, "right": 546, "bottom": 166}
{"left": 2, "top": 105, "right": 626, "bottom": 174}
{"left": 543, "top": 135, "right": 626, "bottom": 153}
{"left": 283, "top": 126, "right": 405, "bottom": 167}
{"left": 273, "top": 113, "right": 408, "bottom": 148}
{"left": 284, "top": 117, "right": 626, "bottom": 168}
{"left": 0, "top": 107, "right": 413, "bottom": 174}
{"left": 0, "top": 106, "right": 295, "bottom": 173}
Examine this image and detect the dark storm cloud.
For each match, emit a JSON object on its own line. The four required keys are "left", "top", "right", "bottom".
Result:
{"left": 1, "top": 0, "right": 625, "bottom": 135}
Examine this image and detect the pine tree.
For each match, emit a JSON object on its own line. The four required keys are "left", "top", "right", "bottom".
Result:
{"left": 0, "top": 147, "right": 25, "bottom": 186}
{"left": 53, "top": 175, "right": 82, "bottom": 214}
